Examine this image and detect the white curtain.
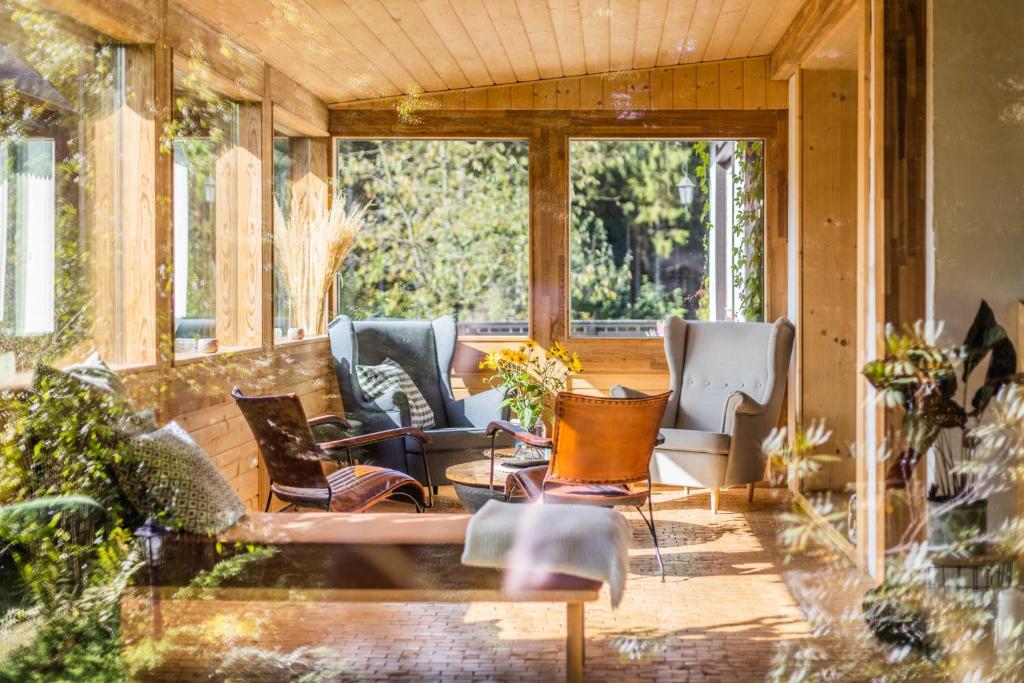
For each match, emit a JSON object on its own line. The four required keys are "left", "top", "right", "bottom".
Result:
{"left": 15, "top": 139, "right": 55, "bottom": 335}
{"left": 173, "top": 150, "right": 190, "bottom": 321}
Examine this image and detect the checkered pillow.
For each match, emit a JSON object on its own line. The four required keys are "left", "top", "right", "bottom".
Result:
{"left": 356, "top": 358, "right": 436, "bottom": 429}
{"left": 118, "top": 421, "right": 245, "bottom": 534}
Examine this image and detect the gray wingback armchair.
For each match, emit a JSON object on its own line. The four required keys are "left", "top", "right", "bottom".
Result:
{"left": 327, "top": 315, "right": 511, "bottom": 487}
{"left": 612, "top": 316, "right": 794, "bottom": 513}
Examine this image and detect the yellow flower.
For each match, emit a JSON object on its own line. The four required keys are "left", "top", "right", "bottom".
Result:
{"left": 547, "top": 341, "right": 570, "bottom": 362}
{"left": 479, "top": 352, "right": 500, "bottom": 371}
{"left": 523, "top": 338, "right": 538, "bottom": 348}
{"left": 568, "top": 352, "right": 583, "bottom": 374}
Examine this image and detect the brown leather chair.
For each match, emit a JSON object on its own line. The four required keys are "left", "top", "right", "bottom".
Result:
{"left": 486, "top": 391, "right": 671, "bottom": 578}
{"left": 233, "top": 387, "right": 432, "bottom": 513}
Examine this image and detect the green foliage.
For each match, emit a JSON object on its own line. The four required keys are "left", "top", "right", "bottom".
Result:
{"left": 337, "top": 140, "right": 530, "bottom": 323}
{"left": 569, "top": 140, "right": 706, "bottom": 321}
{"left": 731, "top": 141, "right": 764, "bottom": 321}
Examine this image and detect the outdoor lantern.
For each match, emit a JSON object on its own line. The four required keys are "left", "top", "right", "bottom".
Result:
{"left": 204, "top": 175, "right": 215, "bottom": 203}
{"left": 677, "top": 175, "right": 695, "bottom": 204}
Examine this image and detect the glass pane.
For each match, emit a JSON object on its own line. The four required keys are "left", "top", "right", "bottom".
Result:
{"left": 334, "top": 139, "right": 529, "bottom": 335}
{"left": 171, "top": 100, "right": 239, "bottom": 354}
{"left": 569, "top": 139, "right": 765, "bottom": 337}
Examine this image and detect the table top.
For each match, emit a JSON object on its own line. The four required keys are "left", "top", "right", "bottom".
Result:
{"left": 446, "top": 459, "right": 507, "bottom": 490}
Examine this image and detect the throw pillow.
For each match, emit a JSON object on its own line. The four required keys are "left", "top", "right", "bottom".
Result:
{"left": 118, "top": 421, "right": 245, "bottom": 535}
{"left": 62, "top": 352, "right": 131, "bottom": 402}
{"left": 356, "top": 358, "right": 436, "bottom": 429}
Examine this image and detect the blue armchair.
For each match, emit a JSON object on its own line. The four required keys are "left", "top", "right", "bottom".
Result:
{"left": 327, "top": 315, "right": 512, "bottom": 487}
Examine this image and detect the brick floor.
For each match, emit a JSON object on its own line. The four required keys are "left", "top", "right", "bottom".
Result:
{"left": 131, "top": 486, "right": 871, "bottom": 682}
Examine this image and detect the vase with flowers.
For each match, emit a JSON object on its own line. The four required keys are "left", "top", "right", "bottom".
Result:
{"left": 480, "top": 339, "right": 583, "bottom": 461}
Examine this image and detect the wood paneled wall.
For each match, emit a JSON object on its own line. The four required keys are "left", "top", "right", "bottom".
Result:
{"left": 332, "top": 57, "right": 789, "bottom": 113}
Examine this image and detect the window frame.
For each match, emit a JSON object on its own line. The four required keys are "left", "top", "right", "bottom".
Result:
{"left": 328, "top": 108, "right": 786, "bottom": 363}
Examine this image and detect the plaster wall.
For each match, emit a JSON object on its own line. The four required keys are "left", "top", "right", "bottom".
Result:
{"left": 929, "top": 0, "right": 1024, "bottom": 528}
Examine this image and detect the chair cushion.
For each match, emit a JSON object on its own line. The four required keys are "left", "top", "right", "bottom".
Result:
{"left": 118, "top": 421, "right": 245, "bottom": 534}
{"left": 650, "top": 450, "right": 729, "bottom": 489}
{"left": 404, "top": 426, "right": 509, "bottom": 454}
{"left": 506, "top": 466, "right": 650, "bottom": 507}
{"left": 357, "top": 358, "right": 435, "bottom": 429}
{"left": 658, "top": 428, "right": 731, "bottom": 455}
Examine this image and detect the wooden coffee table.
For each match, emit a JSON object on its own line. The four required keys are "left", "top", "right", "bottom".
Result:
{"left": 446, "top": 455, "right": 542, "bottom": 512}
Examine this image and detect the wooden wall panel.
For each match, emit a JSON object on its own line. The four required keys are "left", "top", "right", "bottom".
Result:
{"left": 332, "top": 58, "right": 789, "bottom": 112}
{"left": 798, "top": 69, "right": 859, "bottom": 487}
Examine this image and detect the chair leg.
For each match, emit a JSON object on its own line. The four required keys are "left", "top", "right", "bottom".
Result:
{"left": 635, "top": 481, "right": 665, "bottom": 581}
{"left": 709, "top": 488, "right": 720, "bottom": 514}
{"left": 390, "top": 490, "right": 424, "bottom": 513}
{"left": 746, "top": 482, "right": 755, "bottom": 503}
{"left": 263, "top": 491, "right": 273, "bottom": 512}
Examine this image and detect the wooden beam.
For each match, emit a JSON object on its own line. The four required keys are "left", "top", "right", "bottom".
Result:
{"left": 260, "top": 67, "right": 275, "bottom": 350}
{"left": 771, "top": 0, "right": 859, "bottom": 81}
{"left": 268, "top": 67, "right": 329, "bottom": 137}
{"left": 167, "top": 4, "right": 263, "bottom": 102}
{"left": 154, "top": 0, "right": 174, "bottom": 415}
{"left": 41, "top": 0, "right": 157, "bottom": 43}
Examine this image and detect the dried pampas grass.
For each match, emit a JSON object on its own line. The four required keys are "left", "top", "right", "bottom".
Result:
{"left": 274, "top": 188, "right": 367, "bottom": 335}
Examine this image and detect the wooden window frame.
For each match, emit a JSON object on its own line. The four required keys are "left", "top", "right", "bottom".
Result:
{"left": 329, "top": 109, "right": 788, "bottom": 378}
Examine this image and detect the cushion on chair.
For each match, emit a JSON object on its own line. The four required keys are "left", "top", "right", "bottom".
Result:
{"left": 357, "top": 359, "right": 436, "bottom": 429}
{"left": 506, "top": 466, "right": 650, "bottom": 507}
{"left": 403, "top": 426, "right": 501, "bottom": 453}
{"left": 650, "top": 449, "right": 729, "bottom": 489}
{"left": 657, "top": 428, "right": 731, "bottom": 454}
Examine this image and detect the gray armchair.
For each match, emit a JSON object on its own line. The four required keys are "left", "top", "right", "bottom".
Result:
{"left": 612, "top": 316, "right": 794, "bottom": 513}
{"left": 327, "top": 315, "right": 512, "bottom": 487}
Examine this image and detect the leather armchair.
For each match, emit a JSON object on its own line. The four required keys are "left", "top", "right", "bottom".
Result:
{"left": 327, "top": 315, "right": 512, "bottom": 487}
{"left": 612, "top": 316, "right": 794, "bottom": 513}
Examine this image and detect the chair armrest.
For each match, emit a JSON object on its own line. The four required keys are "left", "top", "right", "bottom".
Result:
{"left": 307, "top": 414, "right": 352, "bottom": 430}
{"left": 722, "top": 391, "right": 768, "bottom": 434}
{"left": 484, "top": 420, "right": 553, "bottom": 448}
{"left": 610, "top": 385, "right": 649, "bottom": 399}
{"left": 317, "top": 426, "right": 432, "bottom": 453}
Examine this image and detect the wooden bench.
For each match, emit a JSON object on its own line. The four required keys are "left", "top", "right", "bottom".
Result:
{"left": 128, "top": 512, "right": 601, "bottom": 682}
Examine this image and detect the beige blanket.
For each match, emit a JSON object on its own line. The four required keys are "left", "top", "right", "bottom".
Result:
{"left": 461, "top": 500, "right": 632, "bottom": 607}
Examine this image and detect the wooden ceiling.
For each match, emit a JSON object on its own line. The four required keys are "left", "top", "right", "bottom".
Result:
{"left": 178, "top": 0, "right": 806, "bottom": 105}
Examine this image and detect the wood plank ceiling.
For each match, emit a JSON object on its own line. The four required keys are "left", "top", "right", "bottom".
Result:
{"left": 178, "top": 0, "right": 805, "bottom": 105}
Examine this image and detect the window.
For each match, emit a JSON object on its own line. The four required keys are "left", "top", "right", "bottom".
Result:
{"left": 171, "top": 95, "right": 262, "bottom": 356}
{"left": 271, "top": 136, "right": 333, "bottom": 339}
{"left": 334, "top": 139, "right": 529, "bottom": 335}
{"left": 569, "top": 139, "right": 764, "bottom": 338}
{"left": 0, "top": 13, "right": 130, "bottom": 379}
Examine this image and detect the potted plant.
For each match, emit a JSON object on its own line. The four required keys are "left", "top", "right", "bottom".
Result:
{"left": 480, "top": 340, "right": 583, "bottom": 460}
{"left": 862, "top": 300, "right": 1020, "bottom": 556}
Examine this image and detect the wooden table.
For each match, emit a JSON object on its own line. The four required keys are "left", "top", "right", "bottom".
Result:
{"left": 446, "top": 450, "right": 552, "bottom": 512}
{"left": 129, "top": 512, "right": 598, "bottom": 682}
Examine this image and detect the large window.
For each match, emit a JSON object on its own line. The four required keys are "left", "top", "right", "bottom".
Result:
{"left": 569, "top": 139, "right": 765, "bottom": 337}
{"left": 334, "top": 139, "right": 529, "bottom": 335}
{"left": 0, "top": 10, "right": 129, "bottom": 379}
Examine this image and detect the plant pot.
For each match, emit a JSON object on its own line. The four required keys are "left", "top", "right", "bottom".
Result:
{"left": 927, "top": 497, "right": 987, "bottom": 556}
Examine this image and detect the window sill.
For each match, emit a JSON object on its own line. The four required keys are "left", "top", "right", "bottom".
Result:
{"left": 173, "top": 345, "right": 263, "bottom": 367}
{"left": 272, "top": 334, "right": 329, "bottom": 349}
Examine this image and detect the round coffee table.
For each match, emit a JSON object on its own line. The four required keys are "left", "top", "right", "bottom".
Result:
{"left": 446, "top": 458, "right": 532, "bottom": 512}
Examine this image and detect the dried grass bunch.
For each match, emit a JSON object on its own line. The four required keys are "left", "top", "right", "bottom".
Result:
{"left": 274, "top": 189, "right": 367, "bottom": 335}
